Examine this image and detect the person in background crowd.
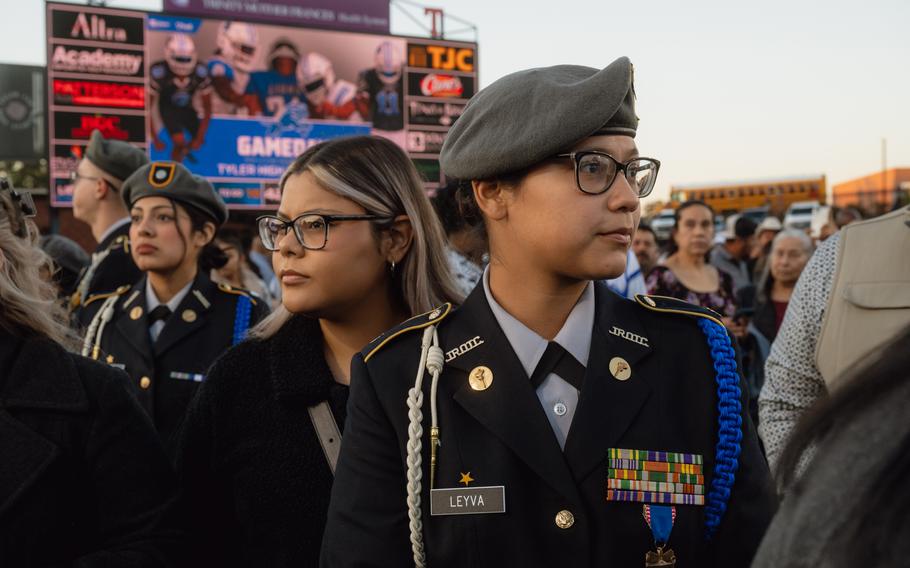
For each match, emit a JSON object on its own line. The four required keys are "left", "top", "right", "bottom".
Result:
{"left": 833, "top": 206, "right": 862, "bottom": 228}
{"left": 77, "top": 162, "right": 268, "bottom": 449}
{"left": 647, "top": 200, "right": 739, "bottom": 324}
{"left": 432, "top": 180, "right": 487, "bottom": 296}
{"left": 249, "top": 236, "right": 281, "bottom": 302}
{"left": 39, "top": 233, "right": 89, "bottom": 301}
{"left": 632, "top": 221, "right": 659, "bottom": 277}
{"left": 212, "top": 229, "right": 273, "bottom": 305}
{"left": 69, "top": 129, "right": 147, "bottom": 313}
{"left": 750, "top": 216, "right": 781, "bottom": 283}
{"left": 810, "top": 205, "right": 837, "bottom": 242}
{"left": 175, "top": 136, "right": 461, "bottom": 567}
{"left": 323, "top": 58, "right": 773, "bottom": 567}
{"left": 759, "top": 205, "right": 910, "bottom": 474}
{"left": 605, "top": 248, "right": 646, "bottom": 299}
{"left": 710, "top": 214, "right": 757, "bottom": 293}
{"left": 752, "top": 324, "right": 910, "bottom": 568}
{"left": 0, "top": 179, "right": 182, "bottom": 566}
{"left": 752, "top": 230, "right": 813, "bottom": 343}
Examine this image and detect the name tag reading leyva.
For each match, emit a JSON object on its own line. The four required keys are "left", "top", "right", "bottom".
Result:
{"left": 430, "top": 486, "right": 506, "bottom": 516}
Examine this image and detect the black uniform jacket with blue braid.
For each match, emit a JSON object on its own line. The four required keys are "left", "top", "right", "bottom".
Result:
{"left": 322, "top": 282, "right": 775, "bottom": 568}
{"left": 76, "top": 270, "right": 269, "bottom": 449}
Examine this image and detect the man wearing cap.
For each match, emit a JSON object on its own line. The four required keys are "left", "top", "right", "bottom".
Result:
{"left": 70, "top": 129, "right": 147, "bottom": 313}
{"left": 323, "top": 58, "right": 774, "bottom": 567}
{"left": 710, "top": 214, "right": 758, "bottom": 294}
{"left": 77, "top": 161, "right": 268, "bottom": 447}
{"left": 751, "top": 216, "right": 782, "bottom": 283}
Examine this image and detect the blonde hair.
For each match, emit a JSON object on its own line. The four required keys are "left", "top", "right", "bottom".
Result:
{"left": 0, "top": 189, "right": 79, "bottom": 349}
{"left": 251, "top": 136, "right": 463, "bottom": 339}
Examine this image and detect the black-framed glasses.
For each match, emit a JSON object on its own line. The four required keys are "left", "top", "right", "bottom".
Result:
{"left": 256, "top": 212, "right": 392, "bottom": 251}
{"left": 555, "top": 151, "right": 660, "bottom": 197}
{"left": 70, "top": 171, "right": 100, "bottom": 183}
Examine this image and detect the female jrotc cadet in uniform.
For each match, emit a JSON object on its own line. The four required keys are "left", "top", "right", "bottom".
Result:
{"left": 322, "top": 58, "right": 775, "bottom": 567}
{"left": 78, "top": 161, "right": 268, "bottom": 447}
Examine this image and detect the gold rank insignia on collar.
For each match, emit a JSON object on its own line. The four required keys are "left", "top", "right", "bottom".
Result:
{"left": 634, "top": 294, "right": 724, "bottom": 328}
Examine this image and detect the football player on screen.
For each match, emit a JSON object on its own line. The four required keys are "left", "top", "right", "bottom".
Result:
{"left": 149, "top": 33, "right": 212, "bottom": 163}
{"left": 245, "top": 39, "right": 304, "bottom": 118}
{"left": 207, "top": 21, "right": 259, "bottom": 115}
{"left": 355, "top": 41, "right": 405, "bottom": 131}
{"left": 298, "top": 52, "right": 361, "bottom": 121}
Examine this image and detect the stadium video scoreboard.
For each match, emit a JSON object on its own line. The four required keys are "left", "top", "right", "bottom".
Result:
{"left": 46, "top": 2, "right": 477, "bottom": 208}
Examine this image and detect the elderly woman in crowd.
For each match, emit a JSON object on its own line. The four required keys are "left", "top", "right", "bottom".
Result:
{"left": 752, "top": 229, "right": 814, "bottom": 343}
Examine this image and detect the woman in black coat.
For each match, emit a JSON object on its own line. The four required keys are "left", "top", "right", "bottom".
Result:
{"left": 0, "top": 180, "right": 181, "bottom": 566}
{"left": 175, "top": 136, "right": 462, "bottom": 566}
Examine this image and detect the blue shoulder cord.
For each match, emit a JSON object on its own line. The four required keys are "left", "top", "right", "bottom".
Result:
{"left": 697, "top": 318, "right": 743, "bottom": 541}
{"left": 232, "top": 295, "right": 252, "bottom": 346}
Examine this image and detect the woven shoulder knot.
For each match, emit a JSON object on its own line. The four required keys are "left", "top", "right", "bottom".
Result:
{"left": 217, "top": 282, "right": 258, "bottom": 305}
{"left": 82, "top": 284, "right": 131, "bottom": 307}
{"left": 363, "top": 303, "right": 453, "bottom": 362}
{"left": 634, "top": 294, "right": 724, "bottom": 327}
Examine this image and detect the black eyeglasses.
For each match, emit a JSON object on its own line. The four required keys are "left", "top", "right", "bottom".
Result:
{"left": 256, "top": 212, "right": 392, "bottom": 251}
{"left": 555, "top": 151, "right": 660, "bottom": 197}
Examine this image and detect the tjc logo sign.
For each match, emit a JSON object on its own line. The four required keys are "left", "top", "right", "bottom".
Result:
{"left": 409, "top": 45, "right": 474, "bottom": 73}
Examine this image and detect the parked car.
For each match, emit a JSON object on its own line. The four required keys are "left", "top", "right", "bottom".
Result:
{"left": 650, "top": 208, "right": 676, "bottom": 241}
{"left": 784, "top": 200, "right": 821, "bottom": 230}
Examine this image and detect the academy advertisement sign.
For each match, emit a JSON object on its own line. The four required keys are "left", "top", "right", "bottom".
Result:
{"left": 46, "top": 2, "right": 477, "bottom": 208}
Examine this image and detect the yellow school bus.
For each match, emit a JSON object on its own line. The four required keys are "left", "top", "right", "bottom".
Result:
{"left": 669, "top": 174, "right": 827, "bottom": 216}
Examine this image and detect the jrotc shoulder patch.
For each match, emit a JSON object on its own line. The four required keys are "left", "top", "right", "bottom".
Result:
{"left": 82, "top": 284, "right": 131, "bottom": 307}
{"left": 363, "top": 303, "right": 453, "bottom": 362}
{"left": 148, "top": 162, "right": 176, "bottom": 188}
{"left": 634, "top": 294, "right": 724, "bottom": 327}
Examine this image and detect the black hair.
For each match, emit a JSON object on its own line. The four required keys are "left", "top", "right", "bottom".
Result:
{"left": 733, "top": 216, "right": 757, "bottom": 239}
{"left": 777, "top": 324, "right": 910, "bottom": 566}
{"left": 636, "top": 222, "right": 656, "bottom": 238}
{"left": 666, "top": 200, "right": 715, "bottom": 255}
{"left": 169, "top": 199, "right": 227, "bottom": 272}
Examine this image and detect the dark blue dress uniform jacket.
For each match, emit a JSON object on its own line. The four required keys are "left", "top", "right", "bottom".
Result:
{"left": 322, "top": 282, "right": 776, "bottom": 567}
{"left": 77, "top": 271, "right": 268, "bottom": 447}
{"left": 71, "top": 221, "right": 141, "bottom": 314}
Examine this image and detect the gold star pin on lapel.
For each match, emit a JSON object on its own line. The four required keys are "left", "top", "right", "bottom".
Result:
{"left": 459, "top": 472, "right": 474, "bottom": 487}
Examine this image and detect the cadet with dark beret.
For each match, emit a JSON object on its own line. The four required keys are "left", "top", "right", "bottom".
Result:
{"left": 70, "top": 129, "right": 148, "bottom": 313}
{"left": 322, "top": 57, "right": 775, "bottom": 567}
{"left": 77, "top": 161, "right": 268, "bottom": 448}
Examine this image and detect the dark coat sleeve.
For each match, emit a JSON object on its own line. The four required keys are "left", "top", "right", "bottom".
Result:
{"left": 74, "top": 359, "right": 185, "bottom": 567}
{"left": 320, "top": 353, "right": 412, "bottom": 567}
{"left": 173, "top": 357, "right": 238, "bottom": 567}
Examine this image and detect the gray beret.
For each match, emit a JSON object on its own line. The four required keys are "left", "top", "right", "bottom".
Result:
{"left": 440, "top": 56, "right": 638, "bottom": 180}
{"left": 122, "top": 161, "right": 228, "bottom": 226}
{"left": 84, "top": 129, "right": 149, "bottom": 184}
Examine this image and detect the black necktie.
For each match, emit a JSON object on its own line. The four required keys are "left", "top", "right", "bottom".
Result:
{"left": 529, "top": 341, "right": 586, "bottom": 391}
{"left": 147, "top": 305, "right": 172, "bottom": 324}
